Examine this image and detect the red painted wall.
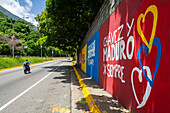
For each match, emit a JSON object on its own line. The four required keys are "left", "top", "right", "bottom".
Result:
{"left": 99, "top": 0, "right": 170, "bottom": 112}
{"left": 79, "top": 51, "right": 82, "bottom": 68}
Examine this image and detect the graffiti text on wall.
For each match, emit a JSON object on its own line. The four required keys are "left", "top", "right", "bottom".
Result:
{"left": 88, "top": 40, "right": 95, "bottom": 65}
{"left": 102, "top": 18, "right": 135, "bottom": 83}
{"left": 103, "top": 18, "right": 134, "bottom": 62}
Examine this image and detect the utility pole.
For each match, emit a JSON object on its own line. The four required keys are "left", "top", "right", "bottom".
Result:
{"left": 40, "top": 44, "right": 42, "bottom": 58}
{"left": 23, "top": 16, "right": 29, "bottom": 57}
{"left": 12, "top": 24, "right": 14, "bottom": 59}
{"left": 52, "top": 47, "right": 53, "bottom": 57}
{"left": 10, "top": 20, "right": 16, "bottom": 59}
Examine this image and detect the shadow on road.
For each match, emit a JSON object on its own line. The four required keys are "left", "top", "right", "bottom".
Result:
{"left": 43, "top": 65, "right": 72, "bottom": 84}
{"left": 42, "top": 61, "right": 129, "bottom": 113}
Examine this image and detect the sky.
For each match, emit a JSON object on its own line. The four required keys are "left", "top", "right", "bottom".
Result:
{"left": 0, "top": 0, "right": 46, "bottom": 26}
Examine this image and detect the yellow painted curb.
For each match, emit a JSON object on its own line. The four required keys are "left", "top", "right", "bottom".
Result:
{"left": 0, "top": 65, "right": 23, "bottom": 71}
{"left": 72, "top": 63, "right": 101, "bottom": 113}
{"left": 0, "top": 60, "right": 55, "bottom": 71}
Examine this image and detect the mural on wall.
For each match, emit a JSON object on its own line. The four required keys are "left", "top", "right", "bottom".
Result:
{"left": 131, "top": 5, "right": 162, "bottom": 109}
{"left": 81, "top": 44, "right": 87, "bottom": 73}
{"left": 98, "top": 0, "right": 170, "bottom": 112}
{"left": 86, "top": 30, "right": 99, "bottom": 83}
{"left": 78, "top": 0, "right": 169, "bottom": 112}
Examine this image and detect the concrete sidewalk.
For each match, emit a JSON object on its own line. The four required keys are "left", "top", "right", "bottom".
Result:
{"left": 71, "top": 65, "right": 130, "bottom": 113}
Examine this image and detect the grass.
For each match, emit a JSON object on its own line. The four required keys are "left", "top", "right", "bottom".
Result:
{"left": 0, "top": 57, "right": 53, "bottom": 69}
{"left": 72, "top": 59, "right": 76, "bottom": 65}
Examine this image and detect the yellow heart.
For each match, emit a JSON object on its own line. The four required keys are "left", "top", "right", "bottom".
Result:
{"left": 137, "top": 5, "right": 158, "bottom": 53}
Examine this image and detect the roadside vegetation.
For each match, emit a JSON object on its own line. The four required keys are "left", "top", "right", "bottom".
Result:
{"left": 72, "top": 59, "right": 76, "bottom": 65}
{"left": 0, "top": 12, "right": 69, "bottom": 57}
{"left": 0, "top": 57, "right": 53, "bottom": 69}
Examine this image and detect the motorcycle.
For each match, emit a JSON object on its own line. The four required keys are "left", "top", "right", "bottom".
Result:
{"left": 23, "top": 66, "right": 30, "bottom": 74}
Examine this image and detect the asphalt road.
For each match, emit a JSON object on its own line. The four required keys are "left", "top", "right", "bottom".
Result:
{"left": 0, "top": 60, "right": 71, "bottom": 113}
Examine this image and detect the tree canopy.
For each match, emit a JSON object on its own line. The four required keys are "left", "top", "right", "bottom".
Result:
{"left": 36, "top": 0, "right": 104, "bottom": 55}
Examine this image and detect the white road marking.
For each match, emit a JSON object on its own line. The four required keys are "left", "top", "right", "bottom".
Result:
{"left": 0, "top": 62, "right": 65, "bottom": 111}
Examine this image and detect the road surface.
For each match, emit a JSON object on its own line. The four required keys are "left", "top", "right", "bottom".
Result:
{"left": 0, "top": 60, "right": 71, "bottom": 113}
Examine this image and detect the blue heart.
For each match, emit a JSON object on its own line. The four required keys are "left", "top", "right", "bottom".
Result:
{"left": 138, "top": 37, "right": 161, "bottom": 87}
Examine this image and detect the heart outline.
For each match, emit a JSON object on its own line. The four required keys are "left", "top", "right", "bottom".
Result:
{"left": 138, "top": 37, "right": 161, "bottom": 87}
{"left": 131, "top": 66, "right": 152, "bottom": 108}
{"left": 137, "top": 5, "right": 158, "bottom": 53}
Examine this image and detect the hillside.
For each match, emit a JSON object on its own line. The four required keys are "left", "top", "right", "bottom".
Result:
{"left": 0, "top": 5, "right": 37, "bottom": 30}
{"left": 0, "top": 5, "right": 23, "bottom": 20}
{"left": 0, "top": 11, "right": 64, "bottom": 57}
{"left": 0, "top": 10, "right": 40, "bottom": 56}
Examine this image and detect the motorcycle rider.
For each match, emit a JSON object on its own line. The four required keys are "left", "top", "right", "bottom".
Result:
{"left": 24, "top": 59, "right": 30, "bottom": 73}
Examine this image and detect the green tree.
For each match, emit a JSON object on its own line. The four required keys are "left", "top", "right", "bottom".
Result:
{"left": 36, "top": 0, "right": 104, "bottom": 56}
{"left": 0, "top": 12, "right": 40, "bottom": 56}
{"left": 0, "top": 42, "right": 10, "bottom": 55}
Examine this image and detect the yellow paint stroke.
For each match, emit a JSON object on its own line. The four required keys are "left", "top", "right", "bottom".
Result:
{"left": 50, "top": 104, "right": 70, "bottom": 113}
{"left": 137, "top": 5, "right": 158, "bottom": 53}
{"left": 72, "top": 63, "right": 101, "bottom": 113}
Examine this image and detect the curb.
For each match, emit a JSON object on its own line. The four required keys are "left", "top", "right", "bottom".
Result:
{"left": 72, "top": 63, "right": 101, "bottom": 113}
